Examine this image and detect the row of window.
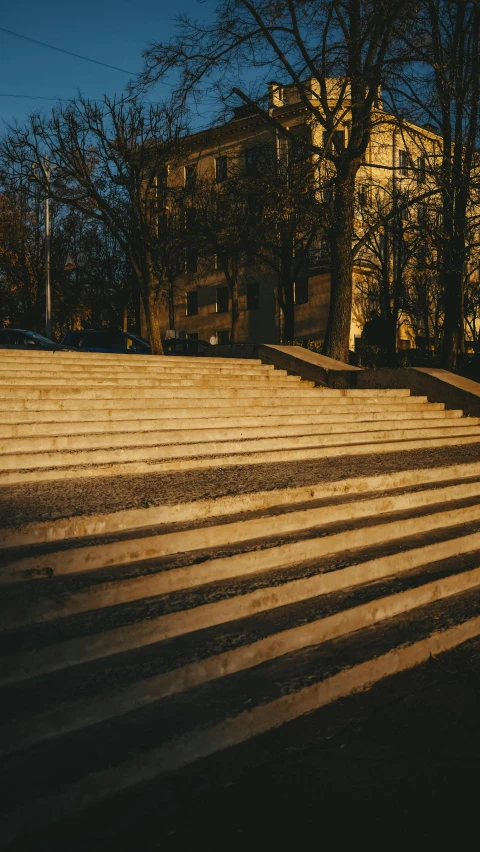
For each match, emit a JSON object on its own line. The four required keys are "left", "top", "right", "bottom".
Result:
{"left": 184, "top": 148, "right": 261, "bottom": 188}
{"left": 172, "top": 139, "right": 428, "bottom": 190}
{"left": 398, "top": 151, "right": 426, "bottom": 182}
{"left": 185, "top": 279, "right": 309, "bottom": 317}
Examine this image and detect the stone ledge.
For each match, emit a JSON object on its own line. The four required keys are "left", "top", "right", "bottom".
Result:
{"left": 359, "top": 367, "right": 480, "bottom": 416}
{"left": 257, "top": 345, "right": 360, "bottom": 388}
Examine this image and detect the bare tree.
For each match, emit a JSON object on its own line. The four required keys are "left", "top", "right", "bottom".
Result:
{"left": 139, "top": 0, "right": 412, "bottom": 361}
{"left": 392, "top": 0, "right": 480, "bottom": 369}
{"left": 190, "top": 168, "right": 255, "bottom": 343}
{"left": 243, "top": 133, "right": 325, "bottom": 341}
{"left": 1, "top": 95, "right": 186, "bottom": 354}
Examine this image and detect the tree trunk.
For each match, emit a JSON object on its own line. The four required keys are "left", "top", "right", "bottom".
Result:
{"left": 168, "top": 279, "right": 175, "bottom": 330}
{"left": 441, "top": 236, "right": 464, "bottom": 371}
{"left": 142, "top": 286, "right": 164, "bottom": 355}
{"left": 229, "top": 260, "right": 240, "bottom": 344}
{"left": 282, "top": 273, "right": 295, "bottom": 341}
{"left": 322, "top": 169, "right": 356, "bottom": 362}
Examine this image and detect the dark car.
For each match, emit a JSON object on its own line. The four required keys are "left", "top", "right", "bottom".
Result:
{"left": 163, "top": 338, "right": 211, "bottom": 356}
{"left": 61, "top": 329, "right": 151, "bottom": 354}
{"left": 0, "top": 328, "right": 67, "bottom": 350}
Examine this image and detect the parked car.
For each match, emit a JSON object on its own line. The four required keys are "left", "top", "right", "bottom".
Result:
{"left": 61, "top": 329, "right": 151, "bottom": 354}
{"left": 0, "top": 328, "right": 67, "bottom": 350}
{"left": 163, "top": 338, "right": 211, "bottom": 356}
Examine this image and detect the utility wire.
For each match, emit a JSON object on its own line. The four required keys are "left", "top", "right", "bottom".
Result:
{"left": 0, "top": 26, "right": 136, "bottom": 75}
{"left": 0, "top": 92, "right": 59, "bottom": 100}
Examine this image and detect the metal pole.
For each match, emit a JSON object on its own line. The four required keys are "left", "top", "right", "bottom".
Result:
{"left": 45, "top": 184, "right": 51, "bottom": 339}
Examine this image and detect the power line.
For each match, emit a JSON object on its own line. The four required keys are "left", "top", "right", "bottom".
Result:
{"left": 0, "top": 92, "right": 59, "bottom": 101}
{"left": 0, "top": 26, "right": 136, "bottom": 75}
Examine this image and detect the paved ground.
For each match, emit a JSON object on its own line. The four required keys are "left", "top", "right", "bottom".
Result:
{"left": 2, "top": 443, "right": 480, "bottom": 528}
{"left": 8, "top": 633, "right": 480, "bottom": 851}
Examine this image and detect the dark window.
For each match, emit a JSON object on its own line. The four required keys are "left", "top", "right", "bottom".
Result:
{"left": 186, "top": 291, "right": 198, "bottom": 316}
{"left": 185, "top": 207, "right": 196, "bottom": 231}
{"left": 218, "top": 330, "right": 230, "bottom": 344}
{"left": 125, "top": 336, "right": 149, "bottom": 353}
{"left": 109, "top": 333, "right": 127, "bottom": 350}
{"left": 417, "top": 203, "right": 427, "bottom": 224}
{"left": 186, "top": 248, "right": 198, "bottom": 274}
{"left": 245, "top": 148, "right": 258, "bottom": 175}
{"left": 358, "top": 184, "right": 368, "bottom": 206}
{"left": 246, "top": 281, "right": 260, "bottom": 310}
{"left": 399, "top": 150, "right": 409, "bottom": 176}
{"left": 185, "top": 164, "right": 196, "bottom": 190}
{"left": 216, "top": 286, "right": 229, "bottom": 313}
{"left": 294, "top": 275, "right": 309, "bottom": 306}
{"left": 157, "top": 167, "right": 168, "bottom": 188}
{"left": 290, "top": 126, "right": 312, "bottom": 164}
{"left": 333, "top": 130, "right": 345, "bottom": 152}
{"left": 215, "top": 156, "right": 227, "bottom": 183}
{"left": 187, "top": 332, "right": 198, "bottom": 340}
{"left": 323, "top": 130, "right": 344, "bottom": 152}
{"left": 0, "top": 330, "right": 23, "bottom": 345}
{"left": 417, "top": 156, "right": 426, "bottom": 184}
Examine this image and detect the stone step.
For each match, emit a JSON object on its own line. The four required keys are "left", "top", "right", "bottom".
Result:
{"left": 2, "top": 432, "right": 479, "bottom": 486}
{"left": 1, "top": 526, "right": 479, "bottom": 751}
{"left": 2, "top": 422, "right": 480, "bottom": 472}
{"left": 3, "top": 495, "right": 480, "bottom": 637}
{"left": 3, "top": 460, "right": 479, "bottom": 549}
{"left": 0, "top": 375, "right": 305, "bottom": 389}
{"left": 0, "top": 408, "right": 462, "bottom": 430}
{"left": 0, "top": 362, "right": 277, "bottom": 376}
{"left": 0, "top": 398, "right": 444, "bottom": 415}
{"left": 3, "top": 481, "right": 480, "bottom": 588}
{"left": 2, "top": 418, "right": 478, "bottom": 455}
{"left": 0, "top": 384, "right": 425, "bottom": 402}
{"left": 0, "top": 572, "right": 479, "bottom": 844}
{"left": 0, "top": 351, "right": 260, "bottom": 365}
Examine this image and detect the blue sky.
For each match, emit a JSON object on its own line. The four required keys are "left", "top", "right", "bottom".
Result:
{"left": 0, "top": 0, "right": 204, "bottom": 126}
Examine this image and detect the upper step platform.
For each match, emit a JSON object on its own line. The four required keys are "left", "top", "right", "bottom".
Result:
{"left": 0, "top": 350, "right": 262, "bottom": 367}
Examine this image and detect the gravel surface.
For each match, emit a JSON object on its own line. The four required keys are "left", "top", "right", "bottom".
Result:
{"left": 1, "top": 443, "right": 480, "bottom": 529}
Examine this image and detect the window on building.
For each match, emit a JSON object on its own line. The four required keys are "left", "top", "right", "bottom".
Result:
{"left": 358, "top": 184, "right": 368, "bottom": 206}
{"left": 322, "top": 129, "right": 344, "bottom": 153}
{"left": 293, "top": 275, "right": 309, "bottom": 305}
{"left": 187, "top": 332, "right": 198, "bottom": 340}
{"left": 216, "top": 286, "right": 229, "bottom": 313}
{"left": 333, "top": 130, "right": 345, "bottom": 152}
{"left": 185, "top": 207, "right": 196, "bottom": 231}
{"left": 245, "top": 148, "right": 259, "bottom": 175}
{"left": 186, "top": 290, "right": 198, "bottom": 316}
{"left": 398, "top": 150, "right": 409, "bottom": 175}
{"left": 417, "top": 156, "right": 426, "bottom": 184}
{"left": 186, "top": 247, "right": 198, "bottom": 274}
{"left": 218, "top": 330, "right": 230, "bottom": 344}
{"left": 417, "top": 202, "right": 427, "bottom": 224}
{"left": 246, "top": 281, "right": 260, "bottom": 310}
{"left": 215, "top": 156, "right": 227, "bottom": 183}
{"left": 157, "top": 166, "right": 168, "bottom": 188}
{"left": 185, "top": 164, "right": 196, "bottom": 190}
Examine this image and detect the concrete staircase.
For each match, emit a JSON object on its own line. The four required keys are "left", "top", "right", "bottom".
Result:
{"left": 1, "top": 349, "right": 480, "bottom": 484}
{"left": 1, "top": 350, "right": 480, "bottom": 844}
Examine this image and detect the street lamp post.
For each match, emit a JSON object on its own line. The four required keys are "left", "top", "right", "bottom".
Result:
{"left": 44, "top": 180, "right": 52, "bottom": 339}
{"left": 31, "top": 157, "right": 54, "bottom": 339}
